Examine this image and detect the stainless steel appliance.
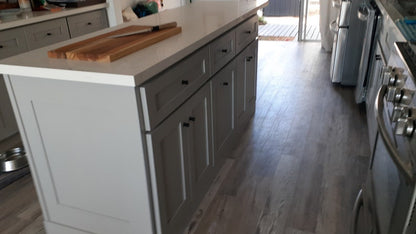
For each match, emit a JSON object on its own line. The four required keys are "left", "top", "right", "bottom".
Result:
{"left": 330, "top": 0, "right": 366, "bottom": 85}
{"left": 355, "top": 0, "right": 380, "bottom": 103}
{"left": 352, "top": 42, "right": 416, "bottom": 234}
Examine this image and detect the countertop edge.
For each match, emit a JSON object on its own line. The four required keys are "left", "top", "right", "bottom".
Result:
{"left": 133, "top": 4, "right": 267, "bottom": 86}
{"left": 0, "top": 64, "right": 136, "bottom": 87}
{"left": 0, "top": 1, "right": 269, "bottom": 87}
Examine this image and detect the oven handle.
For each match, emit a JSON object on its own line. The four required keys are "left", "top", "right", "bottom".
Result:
{"left": 351, "top": 189, "right": 363, "bottom": 234}
{"left": 375, "top": 85, "right": 414, "bottom": 182}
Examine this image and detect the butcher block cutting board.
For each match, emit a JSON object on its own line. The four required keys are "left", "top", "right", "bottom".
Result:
{"left": 48, "top": 25, "right": 182, "bottom": 62}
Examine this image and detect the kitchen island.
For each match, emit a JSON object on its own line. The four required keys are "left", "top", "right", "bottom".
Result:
{"left": 0, "top": 0, "right": 268, "bottom": 233}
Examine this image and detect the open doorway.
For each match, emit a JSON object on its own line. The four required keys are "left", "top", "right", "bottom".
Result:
{"left": 259, "top": 0, "right": 321, "bottom": 41}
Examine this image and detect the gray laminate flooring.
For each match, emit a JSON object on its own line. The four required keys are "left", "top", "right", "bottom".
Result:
{"left": 0, "top": 41, "right": 370, "bottom": 234}
{"left": 188, "top": 41, "right": 370, "bottom": 234}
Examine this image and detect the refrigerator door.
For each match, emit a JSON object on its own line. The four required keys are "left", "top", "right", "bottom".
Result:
{"left": 331, "top": 28, "right": 348, "bottom": 83}
{"left": 339, "top": 1, "right": 351, "bottom": 27}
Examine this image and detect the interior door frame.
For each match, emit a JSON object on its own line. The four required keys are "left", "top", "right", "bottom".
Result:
{"left": 298, "top": 0, "right": 308, "bottom": 41}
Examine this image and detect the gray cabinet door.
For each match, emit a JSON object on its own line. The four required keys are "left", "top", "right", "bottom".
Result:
{"left": 212, "top": 60, "right": 235, "bottom": 158}
{"left": 186, "top": 83, "right": 216, "bottom": 205}
{"left": 235, "top": 40, "right": 258, "bottom": 128}
{"left": 0, "top": 75, "right": 18, "bottom": 140}
{"left": 245, "top": 40, "right": 258, "bottom": 112}
{"left": 67, "top": 9, "right": 108, "bottom": 38}
{"left": 0, "top": 27, "right": 28, "bottom": 60}
{"left": 24, "top": 18, "right": 70, "bottom": 50}
{"left": 147, "top": 104, "right": 194, "bottom": 234}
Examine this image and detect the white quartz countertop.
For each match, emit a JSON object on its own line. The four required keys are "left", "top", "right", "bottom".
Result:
{"left": 0, "top": 3, "right": 107, "bottom": 31}
{"left": 0, "top": 0, "right": 268, "bottom": 87}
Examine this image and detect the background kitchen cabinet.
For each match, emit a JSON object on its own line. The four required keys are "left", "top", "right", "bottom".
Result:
{"left": 212, "top": 60, "right": 235, "bottom": 159}
{"left": 147, "top": 83, "right": 215, "bottom": 234}
{"left": 235, "top": 40, "right": 258, "bottom": 129}
{"left": 0, "top": 9, "right": 108, "bottom": 142}
{"left": 0, "top": 77, "right": 18, "bottom": 140}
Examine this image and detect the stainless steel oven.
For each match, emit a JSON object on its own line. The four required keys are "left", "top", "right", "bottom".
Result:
{"left": 353, "top": 42, "right": 416, "bottom": 234}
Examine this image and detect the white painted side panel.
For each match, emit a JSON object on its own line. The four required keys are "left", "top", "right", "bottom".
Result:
{"left": 7, "top": 76, "right": 155, "bottom": 234}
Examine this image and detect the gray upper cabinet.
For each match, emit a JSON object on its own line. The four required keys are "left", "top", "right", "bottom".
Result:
{"left": 67, "top": 9, "right": 108, "bottom": 38}
{"left": 212, "top": 60, "right": 235, "bottom": 158}
{"left": 24, "top": 18, "right": 70, "bottom": 50}
{"left": 0, "top": 27, "right": 28, "bottom": 60}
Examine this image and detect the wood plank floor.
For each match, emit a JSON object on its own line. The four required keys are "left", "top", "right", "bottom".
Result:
{"left": 0, "top": 41, "right": 370, "bottom": 234}
{"left": 187, "top": 41, "right": 370, "bottom": 234}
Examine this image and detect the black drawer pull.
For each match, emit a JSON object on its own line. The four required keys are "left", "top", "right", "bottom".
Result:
{"left": 0, "top": 45, "right": 3, "bottom": 49}
{"left": 181, "top": 80, "right": 189, "bottom": 85}
{"left": 245, "top": 30, "right": 252, "bottom": 34}
{"left": 46, "top": 33, "right": 52, "bottom": 36}
{"left": 375, "top": 55, "right": 382, "bottom": 60}
{"left": 221, "top": 49, "right": 228, "bottom": 53}
{"left": 183, "top": 122, "right": 190, "bottom": 127}
{"left": 246, "top": 56, "right": 253, "bottom": 61}
{"left": 223, "top": 82, "right": 229, "bottom": 86}
{"left": 87, "top": 22, "right": 92, "bottom": 25}
{"left": 189, "top": 117, "right": 196, "bottom": 122}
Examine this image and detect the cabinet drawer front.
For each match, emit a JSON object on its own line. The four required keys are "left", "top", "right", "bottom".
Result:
{"left": 210, "top": 29, "right": 236, "bottom": 74}
{"left": 25, "top": 18, "right": 70, "bottom": 50}
{"left": 140, "top": 46, "right": 211, "bottom": 131}
{"left": 0, "top": 27, "right": 28, "bottom": 60}
{"left": 235, "top": 15, "right": 258, "bottom": 53}
{"left": 67, "top": 9, "right": 108, "bottom": 38}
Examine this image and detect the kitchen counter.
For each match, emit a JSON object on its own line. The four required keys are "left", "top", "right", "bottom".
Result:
{"left": 0, "top": 1, "right": 266, "bottom": 233}
{"left": 0, "top": 0, "right": 268, "bottom": 87}
{"left": 0, "top": 3, "right": 107, "bottom": 30}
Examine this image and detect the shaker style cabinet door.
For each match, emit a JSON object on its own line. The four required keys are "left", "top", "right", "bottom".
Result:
{"left": 212, "top": 60, "right": 235, "bottom": 159}
{"left": 245, "top": 40, "right": 258, "bottom": 113}
{"left": 0, "top": 76, "right": 18, "bottom": 141}
{"left": 67, "top": 9, "right": 108, "bottom": 38}
{"left": 185, "top": 83, "right": 216, "bottom": 205}
{"left": 235, "top": 40, "right": 258, "bottom": 128}
{"left": 146, "top": 104, "right": 194, "bottom": 234}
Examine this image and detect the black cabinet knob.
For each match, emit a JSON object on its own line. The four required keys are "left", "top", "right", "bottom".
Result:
{"left": 245, "top": 30, "right": 252, "bottom": 34}
{"left": 223, "top": 82, "right": 229, "bottom": 86}
{"left": 0, "top": 45, "right": 3, "bottom": 49}
{"left": 246, "top": 56, "right": 253, "bottom": 61}
{"left": 46, "top": 32, "right": 52, "bottom": 36}
{"left": 189, "top": 117, "right": 196, "bottom": 122}
{"left": 183, "top": 122, "right": 190, "bottom": 127}
{"left": 87, "top": 22, "right": 92, "bottom": 25}
{"left": 221, "top": 49, "right": 228, "bottom": 53}
{"left": 182, "top": 80, "right": 189, "bottom": 85}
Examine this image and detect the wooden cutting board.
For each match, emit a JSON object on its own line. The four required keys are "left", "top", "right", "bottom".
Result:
{"left": 48, "top": 25, "right": 182, "bottom": 62}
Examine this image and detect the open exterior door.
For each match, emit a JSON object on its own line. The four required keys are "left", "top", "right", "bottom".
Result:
{"left": 263, "top": 0, "right": 300, "bottom": 16}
